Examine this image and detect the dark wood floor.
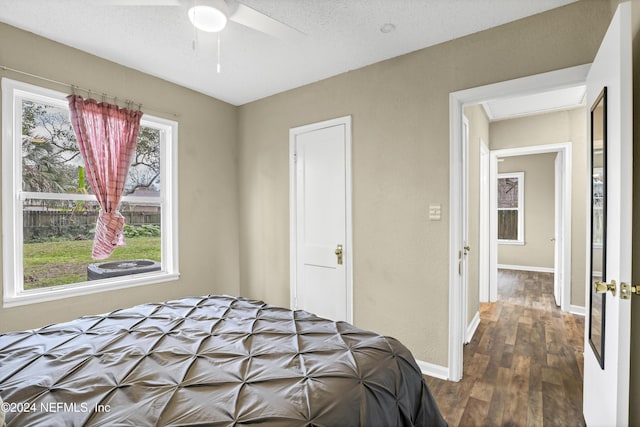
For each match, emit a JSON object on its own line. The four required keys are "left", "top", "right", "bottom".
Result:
{"left": 424, "top": 269, "right": 585, "bottom": 427}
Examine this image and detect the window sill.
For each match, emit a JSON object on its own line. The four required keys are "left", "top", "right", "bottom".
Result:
{"left": 498, "top": 240, "right": 525, "bottom": 246}
{"left": 3, "top": 271, "right": 180, "bottom": 308}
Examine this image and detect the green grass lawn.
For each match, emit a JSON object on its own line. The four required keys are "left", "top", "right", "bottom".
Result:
{"left": 23, "top": 237, "right": 161, "bottom": 289}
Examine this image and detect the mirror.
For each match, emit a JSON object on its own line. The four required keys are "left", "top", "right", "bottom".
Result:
{"left": 589, "top": 87, "right": 607, "bottom": 369}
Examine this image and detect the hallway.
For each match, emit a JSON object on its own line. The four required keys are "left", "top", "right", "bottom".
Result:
{"left": 424, "top": 270, "right": 585, "bottom": 426}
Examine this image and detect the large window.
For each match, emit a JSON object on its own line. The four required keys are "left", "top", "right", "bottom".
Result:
{"left": 497, "top": 172, "right": 524, "bottom": 244}
{"left": 2, "top": 78, "right": 179, "bottom": 307}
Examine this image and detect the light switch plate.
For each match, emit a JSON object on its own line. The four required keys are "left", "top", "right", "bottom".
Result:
{"left": 429, "top": 204, "right": 441, "bottom": 221}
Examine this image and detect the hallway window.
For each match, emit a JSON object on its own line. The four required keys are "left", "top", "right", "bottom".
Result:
{"left": 497, "top": 172, "right": 524, "bottom": 244}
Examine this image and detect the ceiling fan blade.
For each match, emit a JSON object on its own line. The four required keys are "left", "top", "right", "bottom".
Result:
{"left": 229, "top": 3, "right": 304, "bottom": 40}
{"left": 87, "top": 0, "right": 180, "bottom": 5}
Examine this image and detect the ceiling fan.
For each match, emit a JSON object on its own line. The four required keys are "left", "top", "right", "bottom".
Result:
{"left": 92, "top": 0, "right": 304, "bottom": 40}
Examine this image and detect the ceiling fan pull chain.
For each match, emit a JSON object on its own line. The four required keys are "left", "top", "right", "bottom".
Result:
{"left": 217, "top": 32, "right": 221, "bottom": 73}
{"left": 191, "top": 20, "right": 197, "bottom": 51}
{"left": 191, "top": 0, "right": 198, "bottom": 52}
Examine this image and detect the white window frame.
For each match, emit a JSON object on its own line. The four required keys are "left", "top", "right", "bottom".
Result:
{"left": 497, "top": 171, "right": 524, "bottom": 245}
{"left": 2, "top": 78, "right": 179, "bottom": 307}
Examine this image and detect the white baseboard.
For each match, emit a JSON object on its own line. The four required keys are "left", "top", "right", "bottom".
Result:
{"left": 415, "top": 359, "right": 449, "bottom": 380}
{"left": 465, "top": 311, "right": 480, "bottom": 344}
{"left": 497, "top": 264, "right": 554, "bottom": 273}
{"left": 569, "top": 305, "right": 585, "bottom": 316}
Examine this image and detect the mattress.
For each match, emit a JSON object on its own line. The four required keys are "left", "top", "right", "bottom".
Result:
{"left": 0, "top": 295, "right": 446, "bottom": 426}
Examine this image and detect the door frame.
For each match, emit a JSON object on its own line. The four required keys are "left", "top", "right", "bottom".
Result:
{"left": 554, "top": 150, "right": 564, "bottom": 307}
{"left": 461, "top": 115, "right": 469, "bottom": 342}
{"left": 289, "top": 115, "right": 354, "bottom": 323}
{"left": 448, "top": 64, "right": 589, "bottom": 381}
{"left": 479, "top": 138, "right": 490, "bottom": 302}
{"left": 488, "top": 143, "right": 572, "bottom": 311}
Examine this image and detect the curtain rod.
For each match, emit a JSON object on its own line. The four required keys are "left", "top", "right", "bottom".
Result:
{"left": 0, "top": 65, "right": 179, "bottom": 119}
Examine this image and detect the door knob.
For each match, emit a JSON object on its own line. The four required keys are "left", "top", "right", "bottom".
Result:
{"left": 335, "top": 244, "right": 343, "bottom": 265}
{"left": 594, "top": 280, "right": 616, "bottom": 297}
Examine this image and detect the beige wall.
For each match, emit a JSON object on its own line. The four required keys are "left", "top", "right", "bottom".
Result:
{"left": 0, "top": 23, "right": 241, "bottom": 332}
{"left": 489, "top": 109, "right": 588, "bottom": 307}
{"left": 237, "top": 1, "right": 611, "bottom": 365}
{"left": 497, "top": 154, "right": 556, "bottom": 268}
{"left": 463, "top": 105, "right": 490, "bottom": 327}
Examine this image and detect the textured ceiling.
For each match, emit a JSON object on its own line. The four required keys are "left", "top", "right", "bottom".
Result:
{"left": 0, "top": 0, "right": 578, "bottom": 106}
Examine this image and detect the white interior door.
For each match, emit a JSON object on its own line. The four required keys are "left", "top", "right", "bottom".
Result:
{"left": 290, "top": 116, "right": 352, "bottom": 323}
{"left": 583, "top": 3, "right": 632, "bottom": 426}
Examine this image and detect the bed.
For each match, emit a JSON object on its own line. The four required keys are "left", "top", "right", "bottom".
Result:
{"left": 0, "top": 295, "right": 446, "bottom": 426}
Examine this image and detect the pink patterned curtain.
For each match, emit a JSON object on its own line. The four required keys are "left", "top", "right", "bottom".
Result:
{"left": 67, "top": 95, "right": 143, "bottom": 260}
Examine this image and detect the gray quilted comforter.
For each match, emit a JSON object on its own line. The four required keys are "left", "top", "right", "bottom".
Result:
{"left": 0, "top": 295, "right": 447, "bottom": 426}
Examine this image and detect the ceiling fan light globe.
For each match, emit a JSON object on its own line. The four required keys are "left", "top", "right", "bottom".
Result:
{"left": 188, "top": 3, "right": 228, "bottom": 33}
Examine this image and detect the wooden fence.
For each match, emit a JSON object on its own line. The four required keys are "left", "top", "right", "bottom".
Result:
{"left": 23, "top": 210, "right": 160, "bottom": 242}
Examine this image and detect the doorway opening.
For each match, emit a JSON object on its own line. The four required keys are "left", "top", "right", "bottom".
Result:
{"left": 448, "top": 64, "right": 590, "bottom": 381}
{"left": 487, "top": 143, "right": 572, "bottom": 312}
